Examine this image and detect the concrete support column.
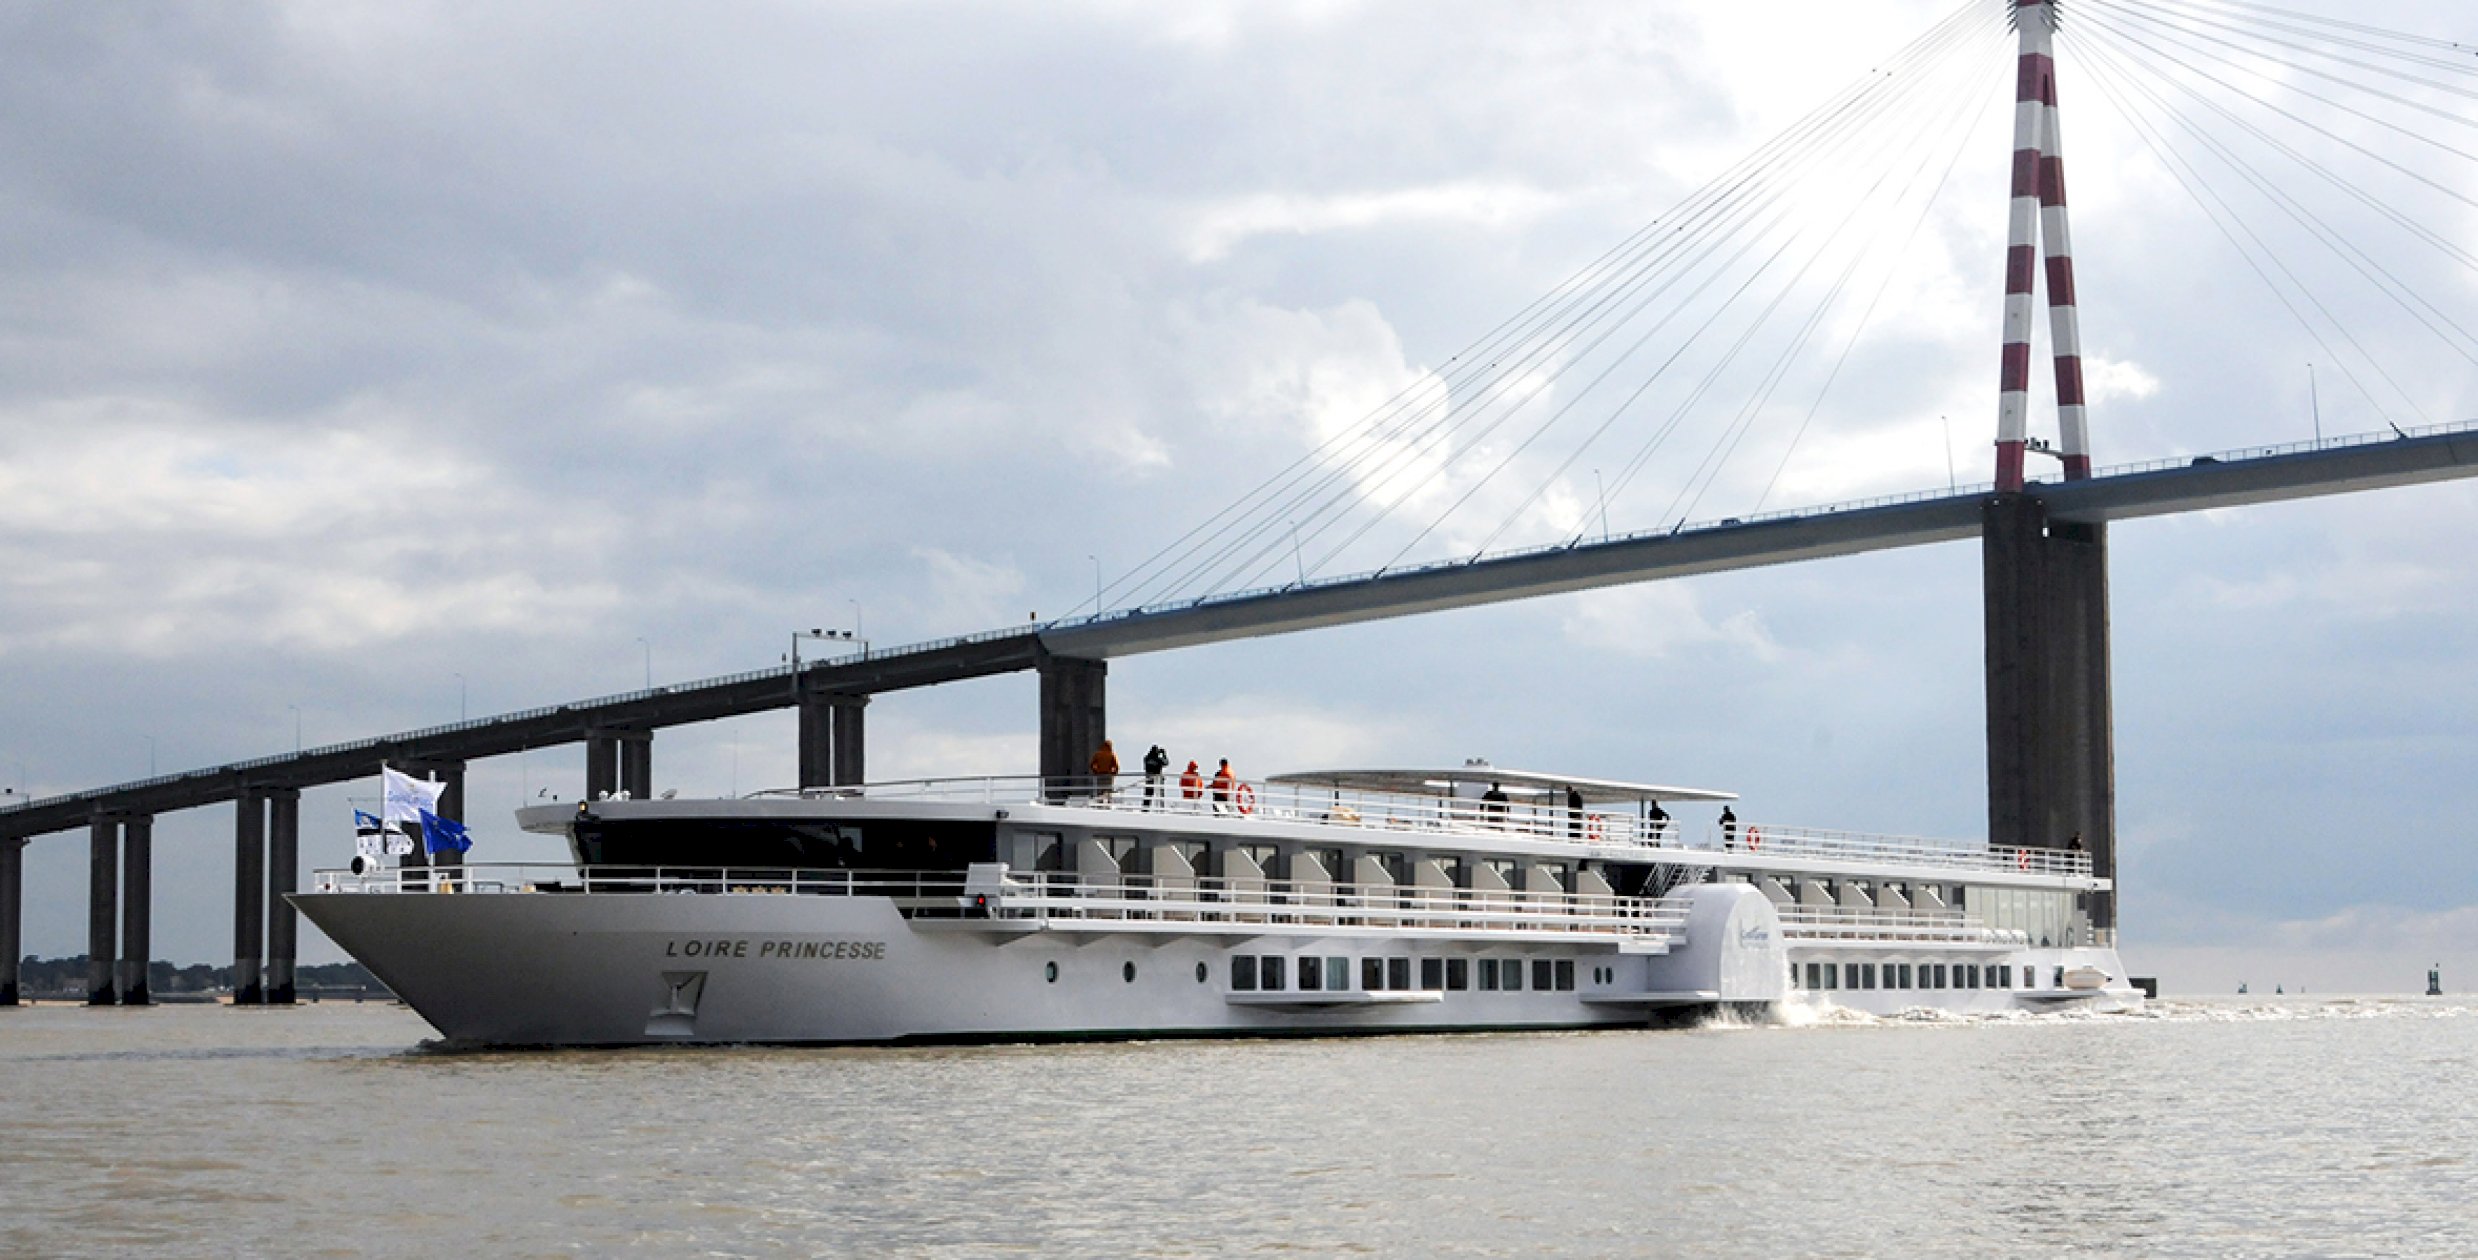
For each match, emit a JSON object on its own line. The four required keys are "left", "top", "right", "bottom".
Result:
{"left": 266, "top": 789, "right": 300, "bottom": 1005}
{"left": 829, "top": 696, "right": 867, "bottom": 787}
{"left": 2051, "top": 519, "right": 2116, "bottom": 933}
{"left": 1037, "top": 655, "right": 1107, "bottom": 802}
{"left": 1982, "top": 495, "right": 2051, "bottom": 857}
{"left": 1981, "top": 495, "right": 2116, "bottom": 932}
{"left": 87, "top": 816, "right": 119, "bottom": 1006}
{"left": 0, "top": 837, "right": 20, "bottom": 1007}
{"left": 797, "top": 697, "right": 831, "bottom": 790}
{"left": 120, "top": 817, "right": 152, "bottom": 1005}
{"left": 586, "top": 733, "right": 621, "bottom": 801}
{"left": 233, "top": 790, "right": 266, "bottom": 1006}
{"left": 619, "top": 733, "right": 653, "bottom": 801}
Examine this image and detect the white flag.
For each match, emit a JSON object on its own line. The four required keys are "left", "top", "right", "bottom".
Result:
{"left": 382, "top": 767, "right": 446, "bottom": 825}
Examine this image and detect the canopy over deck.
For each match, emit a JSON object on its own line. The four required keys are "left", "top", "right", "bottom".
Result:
{"left": 1266, "top": 764, "right": 1735, "bottom": 806}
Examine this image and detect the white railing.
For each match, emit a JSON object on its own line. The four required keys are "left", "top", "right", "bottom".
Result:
{"left": 1776, "top": 905, "right": 2029, "bottom": 946}
{"left": 743, "top": 774, "right": 2096, "bottom": 879}
{"left": 310, "top": 862, "right": 1692, "bottom": 941}
{"left": 314, "top": 863, "right": 970, "bottom": 899}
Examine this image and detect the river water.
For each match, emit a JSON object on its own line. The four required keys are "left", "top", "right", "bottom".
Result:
{"left": 3, "top": 998, "right": 2472, "bottom": 1258}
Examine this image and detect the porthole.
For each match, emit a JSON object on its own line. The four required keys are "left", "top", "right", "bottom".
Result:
{"left": 1195, "top": 962, "right": 1209, "bottom": 983}
{"left": 1044, "top": 960, "right": 1059, "bottom": 983}
{"left": 1123, "top": 961, "right": 1137, "bottom": 983}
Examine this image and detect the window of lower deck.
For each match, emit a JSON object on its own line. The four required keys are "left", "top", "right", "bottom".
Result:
{"left": 1420, "top": 958, "right": 1443, "bottom": 991}
{"left": 1478, "top": 959, "right": 1500, "bottom": 991}
{"left": 1842, "top": 963, "right": 1858, "bottom": 990}
{"left": 1388, "top": 957, "right": 1411, "bottom": 991}
{"left": 1325, "top": 957, "right": 1348, "bottom": 991}
{"left": 1260, "top": 955, "right": 1286, "bottom": 991}
{"left": 1897, "top": 963, "right": 1913, "bottom": 989}
{"left": 1231, "top": 955, "right": 1256, "bottom": 990}
{"left": 1503, "top": 959, "right": 1525, "bottom": 992}
{"left": 1362, "top": 957, "right": 1385, "bottom": 991}
{"left": 1862, "top": 963, "right": 1878, "bottom": 990}
{"left": 1553, "top": 959, "right": 1575, "bottom": 991}
{"left": 1446, "top": 958, "right": 1469, "bottom": 991}
{"left": 1298, "top": 956, "right": 1323, "bottom": 991}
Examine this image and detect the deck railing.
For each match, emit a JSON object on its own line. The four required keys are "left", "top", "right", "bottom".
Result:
{"left": 744, "top": 774, "right": 2096, "bottom": 880}
{"left": 310, "top": 862, "right": 1693, "bottom": 940}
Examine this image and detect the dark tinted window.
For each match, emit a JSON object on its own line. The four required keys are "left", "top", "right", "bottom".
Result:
{"left": 1420, "top": 958, "right": 1444, "bottom": 990}
{"left": 1446, "top": 958, "right": 1469, "bottom": 991}
{"left": 572, "top": 815, "right": 995, "bottom": 871}
{"left": 1231, "top": 956, "right": 1256, "bottom": 991}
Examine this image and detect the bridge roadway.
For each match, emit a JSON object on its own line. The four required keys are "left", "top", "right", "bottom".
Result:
{"left": 3, "top": 421, "right": 2473, "bottom": 844}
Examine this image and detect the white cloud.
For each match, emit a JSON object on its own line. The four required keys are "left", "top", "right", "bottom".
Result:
{"left": 1186, "top": 182, "right": 1566, "bottom": 263}
{"left": 1559, "top": 583, "right": 1780, "bottom": 662}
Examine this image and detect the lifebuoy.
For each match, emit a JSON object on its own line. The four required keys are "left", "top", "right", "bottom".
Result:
{"left": 1586, "top": 815, "right": 1604, "bottom": 842}
{"left": 1744, "top": 825, "right": 1762, "bottom": 851}
{"left": 1235, "top": 782, "right": 1256, "bottom": 815}
{"left": 2016, "top": 848, "right": 2030, "bottom": 871}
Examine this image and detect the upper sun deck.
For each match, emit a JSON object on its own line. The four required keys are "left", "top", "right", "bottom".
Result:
{"left": 530, "top": 768, "right": 2098, "bottom": 887}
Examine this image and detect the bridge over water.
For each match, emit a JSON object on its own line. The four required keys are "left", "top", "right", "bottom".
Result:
{"left": 6, "top": 0, "right": 2475, "bottom": 1008}
{"left": 4, "top": 423, "right": 2473, "bottom": 1004}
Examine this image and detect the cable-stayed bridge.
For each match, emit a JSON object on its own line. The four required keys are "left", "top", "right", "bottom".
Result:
{"left": 6, "top": 0, "right": 2476, "bottom": 1007}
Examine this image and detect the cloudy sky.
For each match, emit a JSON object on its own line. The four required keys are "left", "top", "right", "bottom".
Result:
{"left": 3, "top": 0, "right": 2472, "bottom": 994}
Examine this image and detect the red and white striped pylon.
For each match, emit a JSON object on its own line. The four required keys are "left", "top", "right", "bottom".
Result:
{"left": 1994, "top": 0, "right": 2091, "bottom": 491}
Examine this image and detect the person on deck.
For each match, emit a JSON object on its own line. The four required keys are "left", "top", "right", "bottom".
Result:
{"left": 1481, "top": 783, "right": 1509, "bottom": 827}
{"left": 1566, "top": 786, "right": 1585, "bottom": 839}
{"left": 1180, "top": 760, "right": 1205, "bottom": 806}
{"left": 1720, "top": 805, "right": 1739, "bottom": 850}
{"left": 1142, "top": 744, "right": 1170, "bottom": 810}
{"left": 1089, "top": 740, "right": 1120, "bottom": 801}
{"left": 1210, "top": 759, "right": 1237, "bottom": 813}
{"left": 1646, "top": 799, "right": 1671, "bottom": 843}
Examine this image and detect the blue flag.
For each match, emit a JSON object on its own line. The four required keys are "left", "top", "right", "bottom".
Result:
{"left": 354, "top": 809, "right": 387, "bottom": 834}
{"left": 418, "top": 809, "right": 473, "bottom": 855}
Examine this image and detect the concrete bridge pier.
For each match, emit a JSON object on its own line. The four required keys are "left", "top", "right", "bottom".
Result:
{"left": 1982, "top": 494, "right": 2117, "bottom": 931}
{"left": 119, "top": 816, "right": 152, "bottom": 1005}
{"left": 796, "top": 689, "right": 868, "bottom": 789}
{"left": 233, "top": 790, "right": 266, "bottom": 1005}
{"left": 586, "top": 730, "right": 649, "bottom": 800}
{"left": 1037, "top": 654, "right": 1106, "bottom": 801}
{"left": 265, "top": 788, "right": 300, "bottom": 1005}
{"left": 87, "top": 816, "right": 118, "bottom": 1005}
{"left": 1, "top": 836, "right": 19, "bottom": 1006}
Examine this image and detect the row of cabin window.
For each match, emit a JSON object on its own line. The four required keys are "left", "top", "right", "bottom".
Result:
{"left": 1800, "top": 961, "right": 2020, "bottom": 991}
{"left": 1229, "top": 954, "right": 1579, "bottom": 993}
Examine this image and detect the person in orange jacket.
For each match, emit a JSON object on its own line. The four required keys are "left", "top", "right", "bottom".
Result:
{"left": 1179, "top": 760, "right": 1204, "bottom": 806}
{"left": 1209, "top": 758, "right": 1236, "bottom": 813}
{"left": 1089, "top": 739, "right": 1120, "bottom": 801}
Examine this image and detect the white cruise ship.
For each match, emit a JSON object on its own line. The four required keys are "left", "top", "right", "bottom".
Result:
{"left": 291, "top": 763, "right": 2139, "bottom": 1046}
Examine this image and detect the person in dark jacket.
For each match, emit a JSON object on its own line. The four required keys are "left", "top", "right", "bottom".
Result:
{"left": 1566, "top": 786, "right": 1585, "bottom": 839}
{"left": 1142, "top": 744, "right": 1170, "bottom": 810}
{"left": 1720, "top": 805, "right": 1739, "bottom": 850}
